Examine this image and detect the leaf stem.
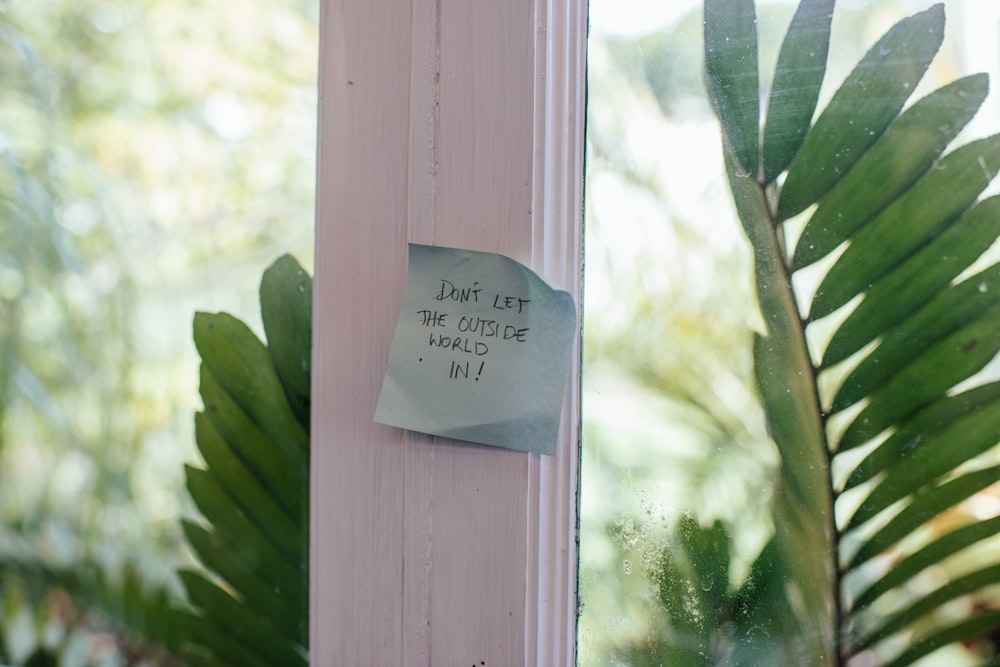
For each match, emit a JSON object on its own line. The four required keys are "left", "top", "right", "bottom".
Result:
{"left": 762, "top": 183, "right": 845, "bottom": 666}
{"left": 725, "top": 134, "right": 841, "bottom": 662}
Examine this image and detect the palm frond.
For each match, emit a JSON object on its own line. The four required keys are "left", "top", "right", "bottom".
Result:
{"left": 175, "top": 254, "right": 310, "bottom": 667}
{"left": 705, "top": 0, "right": 1000, "bottom": 664}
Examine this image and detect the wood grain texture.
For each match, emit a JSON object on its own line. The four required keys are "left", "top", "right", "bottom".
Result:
{"left": 312, "top": 0, "right": 586, "bottom": 663}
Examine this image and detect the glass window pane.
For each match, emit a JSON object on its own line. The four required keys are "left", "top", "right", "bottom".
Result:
{"left": 0, "top": 2, "right": 316, "bottom": 664}
{"left": 580, "top": 1, "right": 1000, "bottom": 665}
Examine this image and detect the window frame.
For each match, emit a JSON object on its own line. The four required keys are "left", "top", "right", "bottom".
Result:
{"left": 310, "top": 0, "right": 587, "bottom": 663}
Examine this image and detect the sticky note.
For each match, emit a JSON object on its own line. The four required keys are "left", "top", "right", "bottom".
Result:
{"left": 374, "top": 243, "right": 577, "bottom": 455}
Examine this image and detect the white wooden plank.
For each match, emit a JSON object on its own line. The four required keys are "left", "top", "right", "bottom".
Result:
{"left": 312, "top": 0, "right": 586, "bottom": 663}
{"left": 311, "top": 2, "right": 412, "bottom": 664}
{"left": 417, "top": 1, "right": 535, "bottom": 663}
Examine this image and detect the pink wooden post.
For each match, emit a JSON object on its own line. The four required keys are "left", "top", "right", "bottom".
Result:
{"left": 311, "top": 0, "right": 586, "bottom": 663}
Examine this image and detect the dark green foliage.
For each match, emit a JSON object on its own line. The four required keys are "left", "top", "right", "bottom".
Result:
{"left": 761, "top": 0, "right": 834, "bottom": 183}
{"left": 704, "top": 0, "right": 759, "bottom": 174}
{"left": 0, "top": 557, "right": 181, "bottom": 665}
{"left": 652, "top": 517, "right": 731, "bottom": 664}
{"left": 261, "top": 255, "right": 313, "bottom": 430}
{"left": 776, "top": 4, "right": 945, "bottom": 220}
{"left": 620, "top": 518, "right": 798, "bottom": 666}
{"left": 176, "top": 254, "right": 311, "bottom": 667}
{"left": 810, "top": 136, "right": 1000, "bottom": 323}
{"left": 703, "top": 0, "right": 1000, "bottom": 664}
{"left": 792, "top": 73, "right": 988, "bottom": 271}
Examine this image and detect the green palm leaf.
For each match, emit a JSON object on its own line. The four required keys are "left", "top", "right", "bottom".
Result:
{"left": 776, "top": 3, "right": 944, "bottom": 220}
{"left": 761, "top": 0, "right": 834, "bottom": 183}
{"left": 174, "top": 255, "right": 311, "bottom": 667}
{"left": 704, "top": 1, "right": 1000, "bottom": 664}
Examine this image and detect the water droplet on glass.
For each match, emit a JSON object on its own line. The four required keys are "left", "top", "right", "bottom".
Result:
{"left": 879, "top": 47, "right": 891, "bottom": 56}
{"left": 979, "top": 282, "right": 989, "bottom": 293}
{"left": 623, "top": 559, "right": 632, "bottom": 575}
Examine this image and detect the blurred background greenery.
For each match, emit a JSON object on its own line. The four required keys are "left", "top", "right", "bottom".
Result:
{"left": 0, "top": 1, "right": 316, "bottom": 663}
{"left": 579, "top": 0, "right": 1000, "bottom": 664}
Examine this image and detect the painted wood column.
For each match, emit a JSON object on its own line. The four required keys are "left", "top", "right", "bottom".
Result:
{"left": 311, "top": 0, "right": 586, "bottom": 664}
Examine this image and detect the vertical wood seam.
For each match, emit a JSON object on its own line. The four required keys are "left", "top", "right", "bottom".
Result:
{"left": 404, "top": 0, "right": 441, "bottom": 662}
